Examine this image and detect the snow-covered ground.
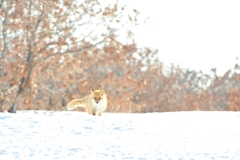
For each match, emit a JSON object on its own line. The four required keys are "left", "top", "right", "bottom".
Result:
{"left": 0, "top": 111, "right": 240, "bottom": 160}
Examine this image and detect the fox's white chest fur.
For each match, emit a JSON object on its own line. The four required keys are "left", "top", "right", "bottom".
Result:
{"left": 91, "top": 99, "right": 105, "bottom": 114}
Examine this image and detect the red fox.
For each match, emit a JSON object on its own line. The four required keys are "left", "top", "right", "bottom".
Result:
{"left": 66, "top": 89, "right": 107, "bottom": 116}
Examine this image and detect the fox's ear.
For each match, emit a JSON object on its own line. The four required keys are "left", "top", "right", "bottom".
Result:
{"left": 100, "top": 90, "right": 105, "bottom": 95}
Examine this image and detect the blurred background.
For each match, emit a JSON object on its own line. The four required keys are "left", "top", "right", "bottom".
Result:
{"left": 0, "top": 0, "right": 240, "bottom": 113}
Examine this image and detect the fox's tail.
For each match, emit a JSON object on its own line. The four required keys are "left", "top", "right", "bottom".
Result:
{"left": 66, "top": 98, "right": 86, "bottom": 110}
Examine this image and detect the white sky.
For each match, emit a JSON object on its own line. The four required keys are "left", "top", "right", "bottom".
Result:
{"left": 119, "top": 0, "right": 240, "bottom": 76}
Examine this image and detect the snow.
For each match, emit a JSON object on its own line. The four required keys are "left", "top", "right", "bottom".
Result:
{"left": 0, "top": 111, "right": 240, "bottom": 160}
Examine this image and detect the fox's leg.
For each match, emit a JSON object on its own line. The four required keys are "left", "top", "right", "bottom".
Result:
{"left": 94, "top": 110, "right": 102, "bottom": 116}
{"left": 92, "top": 109, "right": 96, "bottom": 116}
{"left": 85, "top": 105, "right": 93, "bottom": 115}
{"left": 86, "top": 108, "right": 92, "bottom": 115}
{"left": 93, "top": 109, "right": 100, "bottom": 116}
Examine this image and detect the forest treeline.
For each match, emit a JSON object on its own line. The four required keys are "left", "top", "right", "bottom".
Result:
{"left": 0, "top": 0, "right": 240, "bottom": 113}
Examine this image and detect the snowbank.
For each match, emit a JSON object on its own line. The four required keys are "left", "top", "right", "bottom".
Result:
{"left": 0, "top": 111, "right": 240, "bottom": 159}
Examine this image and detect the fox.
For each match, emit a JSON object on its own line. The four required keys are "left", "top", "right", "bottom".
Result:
{"left": 66, "top": 89, "right": 107, "bottom": 116}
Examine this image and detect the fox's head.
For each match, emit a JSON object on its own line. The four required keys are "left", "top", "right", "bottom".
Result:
{"left": 91, "top": 89, "right": 105, "bottom": 104}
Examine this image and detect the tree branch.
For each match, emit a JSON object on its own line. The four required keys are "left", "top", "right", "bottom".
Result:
{"left": 43, "top": 34, "right": 111, "bottom": 61}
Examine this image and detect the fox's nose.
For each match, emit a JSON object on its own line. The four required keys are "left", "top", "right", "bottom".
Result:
{"left": 96, "top": 102, "right": 99, "bottom": 104}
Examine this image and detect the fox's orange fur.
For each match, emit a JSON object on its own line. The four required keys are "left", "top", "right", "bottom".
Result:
{"left": 66, "top": 89, "right": 107, "bottom": 116}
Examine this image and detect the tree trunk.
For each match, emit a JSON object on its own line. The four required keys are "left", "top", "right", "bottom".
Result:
{"left": 8, "top": 101, "right": 17, "bottom": 113}
{"left": 8, "top": 77, "right": 25, "bottom": 113}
